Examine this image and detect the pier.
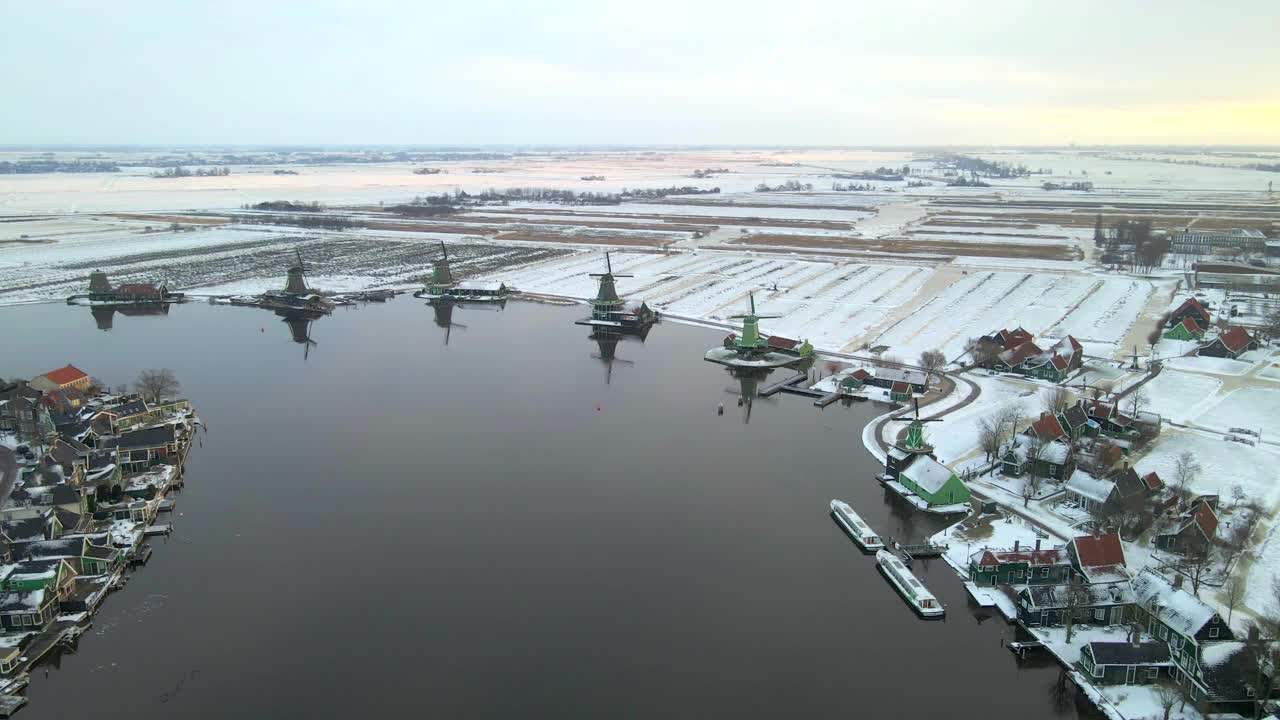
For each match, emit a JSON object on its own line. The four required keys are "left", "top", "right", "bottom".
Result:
{"left": 758, "top": 373, "right": 843, "bottom": 407}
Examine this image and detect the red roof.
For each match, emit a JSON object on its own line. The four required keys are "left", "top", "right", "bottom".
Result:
{"left": 850, "top": 368, "right": 872, "bottom": 380}
{"left": 767, "top": 336, "right": 799, "bottom": 350}
{"left": 1030, "top": 412, "right": 1066, "bottom": 442}
{"left": 1172, "top": 297, "right": 1209, "bottom": 321}
{"left": 890, "top": 381, "right": 910, "bottom": 394}
{"left": 1191, "top": 502, "right": 1219, "bottom": 539}
{"left": 978, "top": 548, "right": 1067, "bottom": 567}
{"left": 1087, "top": 400, "right": 1114, "bottom": 419}
{"left": 995, "top": 327, "right": 1034, "bottom": 348}
{"left": 42, "top": 365, "right": 88, "bottom": 386}
{"left": 1217, "top": 326, "right": 1255, "bottom": 353}
{"left": 1001, "top": 340, "right": 1043, "bottom": 367}
{"left": 1071, "top": 532, "right": 1127, "bottom": 570}
{"left": 1180, "top": 316, "right": 1203, "bottom": 334}
{"left": 1142, "top": 471, "right": 1164, "bottom": 491}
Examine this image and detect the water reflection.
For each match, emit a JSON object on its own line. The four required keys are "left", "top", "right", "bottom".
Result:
{"left": 277, "top": 309, "right": 321, "bottom": 358}
{"left": 724, "top": 366, "right": 774, "bottom": 424}
{"left": 89, "top": 304, "right": 171, "bottom": 331}
{"left": 588, "top": 324, "right": 649, "bottom": 384}
{"left": 427, "top": 299, "right": 505, "bottom": 345}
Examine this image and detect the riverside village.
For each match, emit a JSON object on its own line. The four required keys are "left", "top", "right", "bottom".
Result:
{"left": 0, "top": 364, "right": 197, "bottom": 716}
{"left": 4, "top": 145, "right": 1280, "bottom": 719}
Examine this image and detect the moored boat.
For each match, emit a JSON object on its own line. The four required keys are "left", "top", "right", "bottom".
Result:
{"left": 829, "top": 499, "right": 885, "bottom": 551}
{"left": 876, "top": 549, "right": 944, "bottom": 618}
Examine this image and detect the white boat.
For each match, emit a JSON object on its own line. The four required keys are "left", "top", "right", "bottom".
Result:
{"left": 829, "top": 500, "right": 885, "bottom": 551}
{"left": 876, "top": 549, "right": 944, "bottom": 618}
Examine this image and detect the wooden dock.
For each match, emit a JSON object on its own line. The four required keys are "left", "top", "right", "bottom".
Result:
{"left": 144, "top": 524, "right": 172, "bottom": 537}
{"left": 896, "top": 542, "right": 947, "bottom": 558}
{"left": 758, "top": 373, "right": 808, "bottom": 397}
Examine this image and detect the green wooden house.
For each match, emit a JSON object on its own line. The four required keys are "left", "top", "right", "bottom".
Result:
{"left": 967, "top": 544, "right": 1073, "bottom": 587}
{"left": 898, "top": 455, "right": 970, "bottom": 507}
{"left": 1163, "top": 316, "right": 1205, "bottom": 341}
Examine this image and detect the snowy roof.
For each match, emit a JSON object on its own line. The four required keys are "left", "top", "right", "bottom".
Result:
{"left": 874, "top": 367, "right": 926, "bottom": 386}
{"left": 1024, "top": 580, "right": 1133, "bottom": 609}
{"left": 0, "top": 589, "right": 47, "bottom": 614}
{"left": 454, "top": 280, "right": 506, "bottom": 292}
{"left": 902, "top": 455, "right": 956, "bottom": 494}
{"left": 999, "top": 340, "right": 1042, "bottom": 367}
{"left": 1130, "top": 568, "right": 1218, "bottom": 638}
{"left": 1066, "top": 469, "right": 1115, "bottom": 504}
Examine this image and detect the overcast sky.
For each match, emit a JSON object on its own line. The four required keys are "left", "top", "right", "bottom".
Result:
{"left": 4, "top": 0, "right": 1278, "bottom": 146}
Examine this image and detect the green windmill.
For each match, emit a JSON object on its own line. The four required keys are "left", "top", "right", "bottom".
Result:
{"left": 890, "top": 398, "right": 942, "bottom": 454}
{"left": 429, "top": 242, "right": 456, "bottom": 297}
{"left": 729, "top": 292, "right": 779, "bottom": 354}
{"left": 589, "top": 252, "right": 630, "bottom": 322}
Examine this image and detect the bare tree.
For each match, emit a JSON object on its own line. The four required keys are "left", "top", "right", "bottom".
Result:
{"left": 1042, "top": 386, "right": 1073, "bottom": 414}
{"left": 1223, "top": 572, "right": 1244, "bottom": 626}
{"left": 1172, "top": 451, "right": 1202, "bottom": 497}
{"left": 1241, "top": 622, "right": 1279, "bottom": 720}
{"left": 1064, "top": 575, "right": 1090, "bottom": 643}
{"left": 978, "top": 417, "right": 1003, "bottom": 464}
{"left": 1154, "top": 683, "right": 1181, "bottom": 720}
{"left": 1128, "top": 386, "right": 1149, "bottom": 419}
{"left": 919, "top": 349, "right": 946, "bottom": 383}
{"left": 1021, "top": 439, "right": 1050, "bottom": 506}
{"left": 995, "top": 402, "right": 1026, "bottom": 445}
{"left": 1179, "top": 553, "right": 1213, "bottom": 596}
{"left": 135, "top": 368, "right": 180, "bottom": 404}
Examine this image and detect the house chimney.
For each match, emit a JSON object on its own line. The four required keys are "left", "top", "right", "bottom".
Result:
{"left": 1014, "top": 540, "right": 1020, "bottom": 551}
{"left": 1172, "top": 574, "right": 1184, "bottom": 590}
{"left": 1035, "top": 538, "right": 1041, "bottom": 551}
{"left": 1130, "top": 622, "right": 1143, "bottom": 646}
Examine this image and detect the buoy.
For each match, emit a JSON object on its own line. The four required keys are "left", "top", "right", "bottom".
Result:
{"left": 717, "top": 403, "right": 724, "bottom": 415}
{"left": 596, "top": 406, "right": 601, "bottom": 412}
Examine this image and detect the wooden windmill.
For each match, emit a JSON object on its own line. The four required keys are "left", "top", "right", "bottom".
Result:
{"left": 890, "top": 398, "right": 942, "bottom": 454}
{"left": 589, "top": 252, "right": 630, "bottom": 321}
{"left": 729, "top": 292, "right": 779, "bottom": 353}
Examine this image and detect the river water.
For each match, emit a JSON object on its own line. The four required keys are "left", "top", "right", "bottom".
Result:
{"left": 0, "top": 299, "right": 1101, "bottom": 718}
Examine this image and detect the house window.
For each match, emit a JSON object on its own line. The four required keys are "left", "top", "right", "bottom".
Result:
{"left": 1041, "top": 568, "right": 1049, "bottom": 577}
{"left": 1159, "top": 626, "right": 1168, "bottom": 640}
{"left": 1209, "top": 628, "right": 1219, "bottom": 638}
{"left": 1092, "top": 662, "right": 1103, "bottom": 679}
{"left": 1148, "top": 668, "right": 1159, "bottom": 680}
{"left": 1015, "top": 569, "right": 1023, "bottom": 578}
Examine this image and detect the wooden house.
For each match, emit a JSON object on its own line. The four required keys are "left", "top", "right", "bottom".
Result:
{"left": 1131, "top": 568, "right": 1233, "bottom": 683}
{"left": 993, "top": 340, "right": 1043, "bottom": 373}
{"left": 3, "top": 559, "right": 78, "bottom": 603}
{"left": 29, "top": 365, "right": 92, "bottom": 393}
{"left": 1065, "top": 469, "right": 1117, "bottom": 514}
{"left": 1163, "top": 315, "right": 1205, "bottom": 341}
{"left": 1168, "top": 297, "right": 1212, "bottom": 330}
{"left": 1066, "top": 532, "right": 1129, "bottom": 583}
{"left": 897, "top": 455, "right": 970, "bottom": 508}
{"left": 866, "top": 368, "right": 928, "bottom": 394}
{"left": 839, "top": 368, "right": 872, "bottom": 393}
{"left": 1002, "top": 432, "right": 1075, "bottom": 481}
{"left": 1017, "top": 580, "right": 1134, "bottom": 627}
{"left": 1187, "top": 640, "right": 1279, "bottom": 714}
{"left": 1082, "top": 399, "right": 1137, "bottom": 438}
{"left": 100, "top": 424, "right": 180, "bottom": 473}
{"left": 21, "top": 537, "right": 122, "bottom": 576}
{"left": 0, "top": 589, "right": 58, "bottom": 632}
{"left": 967, "top": 541, "right": 1072, "bottom": 586}
{"left": 1079, "top": 641, "right": 1173, "bottom": 685}
{"left": 889, "top": 381, "right": 912, "bottom": 403}
{"left": 1022, "top": 336, "right": 1084, "bottom": 383}
{"left": 1198, "top": 326, "right": 1259, "bottom": 360}
{"left": 1154, "top": 501, "right": 1218, "bottom": 557}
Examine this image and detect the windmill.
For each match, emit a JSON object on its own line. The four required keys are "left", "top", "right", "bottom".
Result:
{"left": 431, "top": 242, "right": 455, "bottom": 292}
{"left": 889, "top": 398, "right": 942, "bottom": 453}
{"left": 285, "top": 248, "right": 311, "bottom": 295}
{"left": 728, "top": 292, "right": 780, "bottom": 353}
{"left": 589, "top": 252, "right": 631, "bottom": 321}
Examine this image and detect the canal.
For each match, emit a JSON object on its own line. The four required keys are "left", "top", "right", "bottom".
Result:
{"left": 0, "top": 299, "right": 1101, "bottom": 718}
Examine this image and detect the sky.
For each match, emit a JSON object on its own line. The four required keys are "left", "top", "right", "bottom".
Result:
{"left": 3, "top": 0, "right": 1279, "bottom": 146}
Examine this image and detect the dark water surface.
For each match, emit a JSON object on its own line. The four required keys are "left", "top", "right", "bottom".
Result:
{"left": 0, "top": 300, "right": 1101, "bottom": 719}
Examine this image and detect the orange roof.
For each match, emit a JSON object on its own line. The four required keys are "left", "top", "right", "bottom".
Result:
{"left": 1030, "top": 412, "right": 1066, "bottom": 441}
{"left": 1071, "top": 532, "right": 1126, "bottom": 569}
{"left": 1218, "top": 326, "right": 1255, "bottom": 353}
{"left": 42, "top": 365, "right": 88, "bottom": 386}
{"left": 1191, "top": 502, "right": 1219, "bottom": 539}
